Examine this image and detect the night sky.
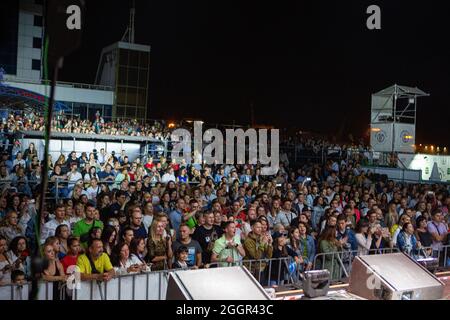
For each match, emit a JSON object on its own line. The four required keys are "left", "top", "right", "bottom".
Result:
{"left": 59, "top": 1, "right": 450, "bottom": 147}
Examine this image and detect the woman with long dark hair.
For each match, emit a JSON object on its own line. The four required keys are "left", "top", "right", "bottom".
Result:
{"left": 100, "top": 225, "right": 117, "bottom": 257}
{"left": 355, "top": 219, "right": 373, "bottom": 256}
{"left": 110, "top": 242, "right": 141, "bottom": 275}
{"left": 55, "top": 224, "right": 70, "bottom": 258}
{"left": 414, "top": 216, "right": 433, "bottom": 248}
{"left": 288, "top": 223, "right": 316, "bottom": 271}
{"left": 129, "top": 237, "right": 150, "bottom": 271}
{"left": 318, "top": 226, "right": 343, "bottom": 281}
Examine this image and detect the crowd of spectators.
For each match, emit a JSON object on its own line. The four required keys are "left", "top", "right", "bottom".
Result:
{"left": 0, "top": 111, "right": 449, "bottom": 299}
{"left": 1, "top": 111, "right": 172, "bottom": 139}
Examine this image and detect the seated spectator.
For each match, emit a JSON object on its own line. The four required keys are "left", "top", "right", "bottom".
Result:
{"left": 76, "top": 238, "right": 115, "bottom": 281}
{"left": 86, "top": 178, "right": 100, "bottom": 204}
{"left": 67, "top": 163, "right": 82, "bottom": 191}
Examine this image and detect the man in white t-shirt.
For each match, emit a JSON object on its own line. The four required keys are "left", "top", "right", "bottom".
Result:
{"left": 67, "top": 163, "right": 82, "bottom": 190}
{"left": 161, "top": 167, "right": 176, "bottom": 184}
{"left": 86, "top": 178, "right": 100, "bottom": 204}
{"left": 40, "top": 205, "right": 71, "bottom": 244}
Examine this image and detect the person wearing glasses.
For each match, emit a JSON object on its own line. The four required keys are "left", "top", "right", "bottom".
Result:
{"left": 125, "top": 206, "right": 147, "bottom": 239}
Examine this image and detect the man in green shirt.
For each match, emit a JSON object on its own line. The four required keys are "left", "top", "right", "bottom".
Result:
{"left": 211, "top": 221, "right": 245, "bottom": 267}
{"left": 73, "top": 203, "right": 104, "bottom": 247}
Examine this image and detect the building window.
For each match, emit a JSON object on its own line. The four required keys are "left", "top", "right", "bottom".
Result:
{"left": 33, "top": 15, "right": 43, "bottom": 27}
{"left": 33, "top": 37, "right": 42, "bottom": 49}
{"left": 32, "top": 59, "right": 40, "bottom": 70}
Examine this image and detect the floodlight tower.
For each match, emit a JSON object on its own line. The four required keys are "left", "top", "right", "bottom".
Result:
{"left": 370, "top": 84, "right": 429, "bottom": 154}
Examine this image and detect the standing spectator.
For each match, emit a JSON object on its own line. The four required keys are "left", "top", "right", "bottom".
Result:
{"left": 0, "top": 211, "right": 24, "bottom": 245}
{"left": 414, "top": 216, "right": 433, "bottom": 249}
{"left": 142, "top": 202, "right": 155, "bottom": 232}
{"left": 129, "top": 238, "right": 150, "bottom": 271}
{"left": 355, "top": 219, "right": 373, "bottom": 256}
{"left": 40, "top": 205, "right": 70, "bottom": 244}
{"left": 270, "top": 231, "right": 299, "bottom": 285}
{"left": 288, "top": 223, "right": 315, "bottom": 271}
{"left": 172, "top": 224, "right": 202, "bottom": 268}
{"left": 192, "top": 212, "right": 223, "bottom": 265}
{"left": 211, "top": 221, "right": 245, "bottom": 267}
{"left": 42, "top": 243, "right": 67, "bottom": 300}
{"left": 100, "top": 225, "right": 117, "bottom": 256}
{"left": 169, "top": 198, "right": 186, "bottom": 238}
{"left": 427, "top": 209, "right": 448, "bottom": 260}
{"left": 275, "top": 199, "right": 297, "bottom": 230}
{"left": 146, "top": 219, "right": 173, "bottom": 270}
{"left": 397, "top": 222, "right": 421, "bottom": 256}
{"left": 243, "top": 220, "right": 273, "bottom": 282}
{"left": 126, "top": 206, "right": 147, "bottom": 239}
{"left": 76, "top": 238, "right": 115, "bottom": 281}
{"left": 60, "top": 237, "right": 81, "bottom": 274}
{"left": 55, "top": 224, "right": 70, "bottom": 257}
{"left": 110, "top": 242, "right": 141, "bottom": 275}
{"left": 73, "top": 203, "right": 104, "bottom": 247}
{"left": 318, "top": 226, "right": 343, "bottom": 280}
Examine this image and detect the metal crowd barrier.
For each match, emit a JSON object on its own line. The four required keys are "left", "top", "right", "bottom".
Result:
{"left": 2, "top": 246, "right": 449, "bottom": 300}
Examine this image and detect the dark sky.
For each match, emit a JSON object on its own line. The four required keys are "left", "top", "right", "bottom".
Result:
{"left": 59, "top": 0, "right": 450, "bottom": 147}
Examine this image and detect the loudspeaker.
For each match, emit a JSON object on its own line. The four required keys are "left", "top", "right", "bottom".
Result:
{"left": 166, "top": 266, "right": 271, "bottom": 300}
{"left": 348, "top": 253, "right": 445, "bottom": 300}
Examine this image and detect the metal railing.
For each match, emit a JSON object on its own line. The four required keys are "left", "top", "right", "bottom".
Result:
{"left": 2, "top": 245, "right": 449, "bottom": 300}
{"left": 4, "top": 77, "right": 114, "bottom": 91}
